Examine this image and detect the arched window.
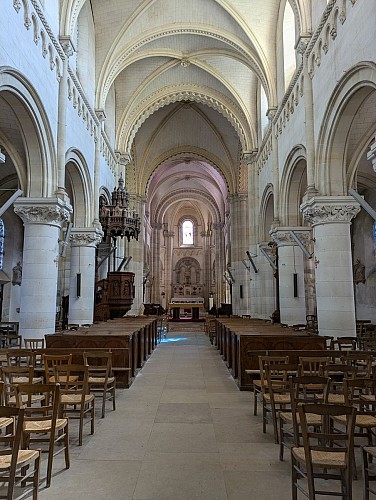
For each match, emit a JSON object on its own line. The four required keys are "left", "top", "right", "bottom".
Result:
{"left": 283, "top": 1, "right": 297, "bottom": 90}
{"left": 260, "top": 84, "right": 269, "bottom": 138}
{"left": 0, "top": 219, "right": 4, "bottom": 270}
{"left": 182, "top": 220, "right": 194, "bottom": 245}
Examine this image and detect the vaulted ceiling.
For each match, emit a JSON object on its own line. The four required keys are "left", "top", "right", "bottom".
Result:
{"left": 60, "top": 0, "right": 310, "bottom": 227}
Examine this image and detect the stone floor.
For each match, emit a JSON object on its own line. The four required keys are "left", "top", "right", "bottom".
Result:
{"left": 26, "top": 325, "right": 364, "bottom": 498}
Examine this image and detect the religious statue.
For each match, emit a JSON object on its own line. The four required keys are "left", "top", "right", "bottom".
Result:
{"left": 12, "top": 261, "right": 22, "bottom": 286}
{"left": 353, "top": 259, "right": 366, "bottom": 284}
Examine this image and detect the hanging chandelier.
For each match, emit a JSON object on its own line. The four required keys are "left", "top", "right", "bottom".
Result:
{"left": 99, "top": 174, "right": 140, "bottom": 241}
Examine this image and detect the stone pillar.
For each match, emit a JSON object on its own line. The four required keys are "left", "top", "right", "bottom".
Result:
{"left": 303, "top": 58, "right": 317, "bottom": 195}
{"left": 151, "top": 222, "right": 162, "bottom": 303}
{"left": 94, "top": 110, "right": 105, "bottom": 227}
{"left": 213, "top": 222, "right": 225, "bottom": 307}
{"left": 270, "top": 227, "right": 311, "bottom": 325}
{"left": 243, "top": 150, "right": 259, "bottom": 316}
{"left": 57, "top": 37, "right": 75, "bottom": 196}
{"left": 268, "top": 109, "right": 280, "bottom": 226}
{"left": 301, "top": 196, "right": 360, "bottom": 337}
{"left": 127, "top": 195, "right": 144, "bottom": 316}
{"left": 14, "top": 198, "right": 72, "bottom": 340}
{"left": 229, "top": 193, "right": 249, "bottom": 316}
{"left": 68, "top": 228, "right": 103, "bottom": 325}
{"left": 201, "top": 227, "right": 211, "bottom": 309}
{"left": 258, "top": 242, "right": 276, "bottom": 320}
{"left": 164, "top": 229, "right": 174, "bottom": 304}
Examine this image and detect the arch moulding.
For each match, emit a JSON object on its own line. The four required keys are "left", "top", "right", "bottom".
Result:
{"left": 118, "top": 85, "right": 251, "bottom": 154}
{"left": 315, "top": 61, "right": 376, "bottom": 196}
{"left": 0, "top": 67, "right": 56, "bottom": 198}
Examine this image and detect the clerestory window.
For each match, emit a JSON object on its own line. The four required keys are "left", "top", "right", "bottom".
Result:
{"left": 182, "top": 220, "right": 194, "bottom": 245}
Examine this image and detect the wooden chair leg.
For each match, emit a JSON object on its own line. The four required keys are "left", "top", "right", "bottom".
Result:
{"left": 79, "top": 412, "right": 84, "bottom": 446}
{"left": 64, "top": 424, "right": 70, "bottom": 470}
{"left": 279, "top": 418, "right": 284, "bottom": 461}
{"left": 112, "top": 384, "right": 116, "bottom": 411}
{"left": 46, "top": 438, "right": 54, "bottom": 487}
{"left": 91, "top": 401, "right": 95, "bottom": 435}
{"left": 262, "top": 400, "right": 267, "bottom": 434}
{"left": 101, "top": 388, "right": 106, "bottom": 418}
{"left": 291, "top": 455, "right": 298, "bottom": 500}
{"left": 32, "top": 454, "right": 40, "bottom": 500}
{"left": 363, "top": 448, "right": 370, "bottom": 500}
{"left": 254, "top": 388, "right": 258, "bottom": 416}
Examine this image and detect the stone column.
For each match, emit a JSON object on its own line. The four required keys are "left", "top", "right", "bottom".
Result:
{"left": 201, "top": 227, "right": 211, "bottom": 309}
{"left": 93, "top": 110, "right": 105, "bottom": 227}
{"left": 258, "top": 242, "right": 276, "bottom": 320}
{"left": 243, "top": 150, "right": 258, "bottom": 316}
{"left": 14, "top": 197, "right": 72, "bottom": 340}
{"left": 57, "top": 37, "right": 75, "bottom": 196}
{"left": 269, "top": 109, "right": 280, "bottom": 226}
{"left": 213, "top": 222, "right": 225, "bottom": 307}
{"left": 127, "top": 195, "right": 144, "bottom": 316}
{"left": 164, "top": 229, "right": 174, "bottom": 304}
{"left": 151, "top": 222, "right": 162, "bottom": 304}
{"left": 68, "top": 228, "right": 103, "bottom": 325}
{"left": 301, "top": 196, "right": 360, "bottom": 337}
{"left": 229, "top": 193, "right": 249, "bottom": 316}
{"left": 270, "top": 227, "right": 311, "bottom": 325}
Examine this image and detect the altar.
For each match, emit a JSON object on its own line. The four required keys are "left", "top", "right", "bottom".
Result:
{"left": 168, "top": 297, "right": 205, "bottom": 321}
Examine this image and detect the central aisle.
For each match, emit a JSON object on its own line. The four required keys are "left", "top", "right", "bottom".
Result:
{"left": 38, "top": 325, "right": 321, "bottom": 499}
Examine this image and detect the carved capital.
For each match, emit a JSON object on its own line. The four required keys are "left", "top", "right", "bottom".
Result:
{"left": 270, "top": 227, "right": 311, "bottom": 247}
{"left": 242, "top": 149, "right": 258, "bottom": 165}
{"left": 301, "top": 197, "right": 361, "bottom": 226}
{"left": 95, "top": 109, "right": 106, "bottom": 123}
{"left": 115, "top": 151, "right": 132, "bottom": 166}
{"left": 59, "top": 36, "right": 76, "bottom": 57}
{"left": 70, "top": 228, "right": 103, "bottom": 247}
{"left": 295, "top": 34, "right": 311, "bottom": 55}
{"left": 267, "top": 107, "right": 277, "bottom": 121}
{"left": 14, "top": 198, "right": 72, "bottom": 228}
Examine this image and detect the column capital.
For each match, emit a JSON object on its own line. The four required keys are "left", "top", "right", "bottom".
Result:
{"left": 270, "top": 227, "right": 312, "bottom": 247}
{"left": 70, "top": 228, "right": 103, "bottom": 247}
{"left": 213, "top": 222, "right": 224, "bottom": 231}
{"left": 59, "top": 36, "right": 76, "bottom": 57}
{"left": 115, "top": 151, "right": 132, "bottom": 166}
{"left": 301, "top": 196, "right": 360, "bottom": 226}
{"left": 242, "top": 149, "right": 258, "bottom": 165}
{"left": 14, "top": 197, "right": 72, "bottom": 228}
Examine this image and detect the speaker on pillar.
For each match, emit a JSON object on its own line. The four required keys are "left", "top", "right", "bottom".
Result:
{"left": 76, "top": 273, "right": 81, "bottom": 297}
{"left": 293, "top": 273, "right": 298, "bottom": 298}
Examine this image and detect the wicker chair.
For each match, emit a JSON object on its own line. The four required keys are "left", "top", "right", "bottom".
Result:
{"left": 54, "top": 363, "right": 95, "bottom": 446}
{"left": 253, "top": 355, "right": 289, "bottom": 417}
{"left": 263, "top": 362, "right": 296, "bottom": 443}
{"left": 0, "top": 405, "right": 40, "bottom": 500}
{"left": 15, "top": 383, "right": 69, "bottom": 488}
{"left": 83, "top": 351, "right": 116, "bottom": 418}
{"left": 291, "top": 403, "right": 356, "bottom": 500}
{"left": 363, "top": 446, "right": 376, "bottom": 500}
{"left": 279, "top": 375, "right": 330, "bottom": 462}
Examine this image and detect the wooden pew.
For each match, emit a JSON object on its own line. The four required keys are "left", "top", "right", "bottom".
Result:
{"left": 214, "top": 318, "right": 325, "bottom": 390}
{"left": 46, "top": 316, "right": 158, "bottom": 387}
